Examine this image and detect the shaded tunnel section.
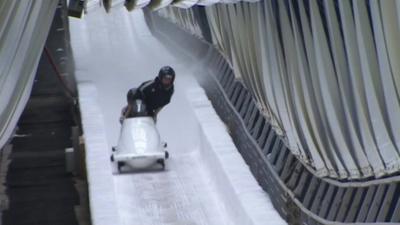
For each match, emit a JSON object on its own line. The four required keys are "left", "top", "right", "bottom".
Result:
{"left": 3, "top": 109, "right": 78, "bottom": 225}
{"left": 1, "top": 1, "right": 87, "bottom": 225}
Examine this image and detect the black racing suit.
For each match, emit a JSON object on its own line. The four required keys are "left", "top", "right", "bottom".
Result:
{"left": 124, "top": 77, "right": 174, "bottom": 119}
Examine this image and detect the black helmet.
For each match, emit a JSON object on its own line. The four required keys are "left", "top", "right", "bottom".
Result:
{"left": 158, "top": 66, "right": 175, "bottom": 87}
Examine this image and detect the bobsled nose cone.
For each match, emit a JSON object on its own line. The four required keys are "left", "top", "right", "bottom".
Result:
{"left": 113, "top": 117, "right": 168, "bottom": 171}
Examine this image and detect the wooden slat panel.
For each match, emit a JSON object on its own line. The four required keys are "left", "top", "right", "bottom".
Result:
{"left": 216, "top": 63, "right": 228, "bottom": 82}
{"left": 268, "top": 138, "right": 283, "bottom": 163}
{"left": 262, "top": 130, "right": 277, "bottom": 155}
{"left": 279, "top": 153, "right": 296, "bottom": 181}
{"left": 366, "top": 184, "right": 388, "bottom": 222}
{"left": 335, "top": 188, "right": 356, "bottom": 221}
{"left": 355, "top": 185, "right": 377, "bottom": 222}
{"left": 310, "top": 182, "right": 328, "bottom": 215}
{"left": 274, "top": 146, "right": 289, "bottom": 174}
{"left": 221, "top": 71, "right": 234, "bottom": 89}
{"left": 376, "top": 183, "right": 397, "bottom": 222}
{"left": 257, "top": 121, "right": 271, "bottom": 148}
{"left": 224, "top": 73, "right": 235, "bottom": 93}
{"left": 344, "top": 187, "right": 367, "bottom": 222}
{"left": 227, "top": 82, "right": 240, "bottom": 100}
{"left": 302, "top": 176, "right": 320, "bottom": 208}
{"left": 390, "top": 188, "right": 400, "bottom": 222}
{"left": 286, "top": 162, "right": 303, "bottom": 190}
{"left": 239, "top": 93, "right": 251, "bottom": 118}
{"left": 318, "top": 185, "right": 337, "bottom": 218}
{"left": 293, "top": 171, "right": 311, "bottom": 202}
{"left": 213, "top": 56, "right": 225, "bottom": 76}
{"left": 327, "top": 187, "right": 346, "bottom": 221}
{"left": 231, "top": 84, "right": 243, "bottom": 107}
{"left": 251, "top": 115, "right": 264, "bottom": 140}
{"left": 246, "top": 108, "right": 259, "bottom": 132}
{"left": 234, "top": 88, "right": 247, "bottom": 111}
{"left": 215, "top": 56, "right": 226, "bottom": 72}
{"left": 243, "top": 101, "right": 256, "bottom": 125}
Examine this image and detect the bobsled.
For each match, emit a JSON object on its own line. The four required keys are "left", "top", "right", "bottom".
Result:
{"left": 110, "top": 100, "right": 169, "bottom": 173}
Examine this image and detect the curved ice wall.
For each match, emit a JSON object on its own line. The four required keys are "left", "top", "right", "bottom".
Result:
{"left": 157, "top": 0, "right": 400, "bottom": 180}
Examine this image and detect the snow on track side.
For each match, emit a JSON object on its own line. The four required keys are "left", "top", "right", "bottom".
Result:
{"left": 78, "top": 82, "right": 120, "bottom": 225}
{"left": 187, "top": 87, "right": 287, "bottom": 225}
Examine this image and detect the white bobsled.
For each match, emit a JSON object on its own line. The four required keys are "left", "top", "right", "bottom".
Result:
{"left": 110, "top": 101, "right": 169, "bottom": 173}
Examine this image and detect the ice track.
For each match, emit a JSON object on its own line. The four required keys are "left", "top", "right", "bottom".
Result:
{"left": 71, "top": 8, "right": 286, "bottom": 225}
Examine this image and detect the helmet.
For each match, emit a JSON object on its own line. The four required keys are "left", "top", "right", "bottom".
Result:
{"left": 158, "top": 66, "right": 175, "bottom": 89}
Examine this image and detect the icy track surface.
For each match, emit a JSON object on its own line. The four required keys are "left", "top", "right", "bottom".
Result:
{"left": 70, "top": 8, "right": 286, "bottom": 225}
